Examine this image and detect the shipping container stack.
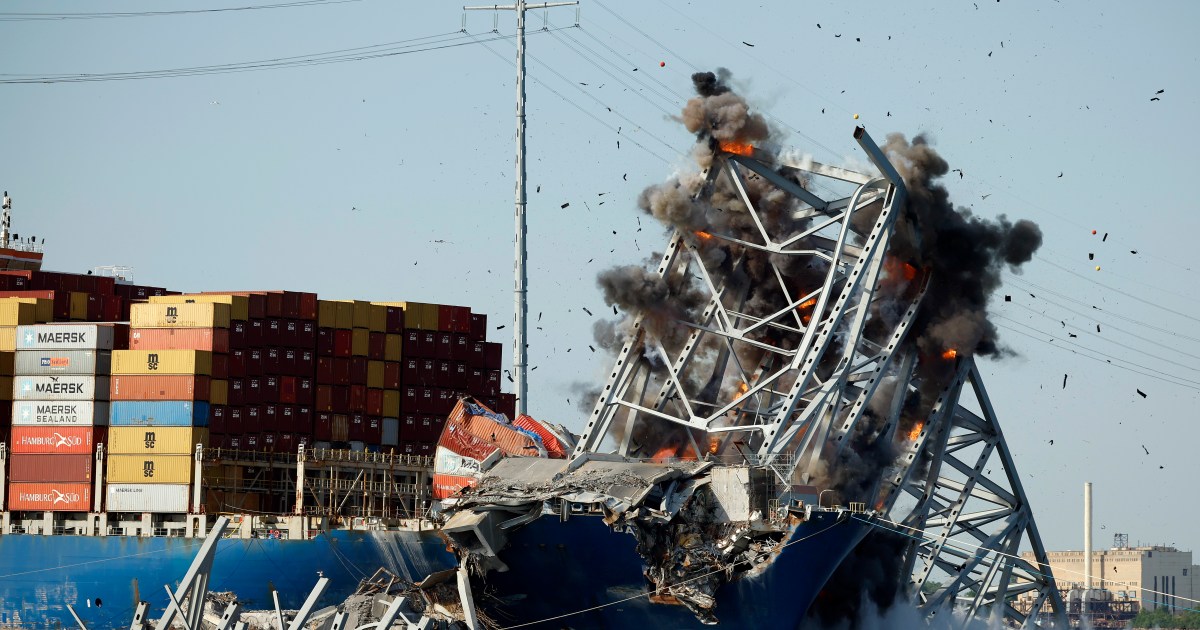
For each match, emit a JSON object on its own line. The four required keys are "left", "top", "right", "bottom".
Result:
{"left": 6, "top": 321, "right": 124, "bottom": 513}
{"left": 106, "top": 301, "right": 229, "bottom": 513}
{"left": 0, "top": 269, "right": 172, "bottom": 324}
{"left": 389, "top": 302, "right": 509, "bottom": 458}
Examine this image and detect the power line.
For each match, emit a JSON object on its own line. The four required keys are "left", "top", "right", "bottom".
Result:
{"left": 1035, "top": 255, "right": 1200, "bottom": 326}
{"left": 0, "top": 0, "right": 362, "bottom": 21}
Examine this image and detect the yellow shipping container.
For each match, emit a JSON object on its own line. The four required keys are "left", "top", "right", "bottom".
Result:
{"left": 0, "top": 301, "right": 36, "bottom": 327}
{"left": 368, "top": 304, "right": 387, "bottom": 333}
{"left": 150, "top": 294, "right": 249, "bottom": 321}
{"left": 109, "top": 427, "right": 209, "bottom": 455}
{"left": 210, "top": 379, "right": 228, "bottom": 405}
{"left": 376, "top": 301, "right": 438, "bottom": 330}
{"left": 384, "top": 334, "right": 402, "bottom": 361}
{"left": 317, "top": 300, "right": 339, "bottom": 328}
{"left": 367, "top": 361, "right": 385, "bottom": 388}
{"left": 334, "top": 301, "right": 353, "bottom": 329}
{"left": 336, "top": 300, "right": 370, "bottom": 329}
{"left": 107, "top": 455, "right": 193, "bottom": 484}
{"left": 11, "top": 298, "right": 53, "bottom": 323}
{"left": 112, "top": 349, "right": 213, "bottom": 375}
{"left": 0, "top": 375, "right": 11, "bottom": 401}
{"left": 351, "top": 329, "right": 369, "bottom": 356}
{"left": 69, "top": 292, "right": 89, "bottom": 321}
{"left": 130, "top": 302, "right": 231, "bottom": 329}
{"left": 383, "top": 390, "right": 401, "bottom": 417}
{"left": 0, "top": 326, "right": 14, "bottom": 352}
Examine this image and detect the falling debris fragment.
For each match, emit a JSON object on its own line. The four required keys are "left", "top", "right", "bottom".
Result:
{"left": 1062, "top": 374, "right": 1068, "bottom": 389}
{"left": 561, "top": 202, "right": 570, "bottom": 209}
{"left": 742, "top": 41, "right": 754, "bottom": 47}
{"left": 1130, "top": 250, "right": 1138, "bottom": 254}
{"left": 1091, "top": 229, "right": 1097, "bottom": 235}
{"left": 1102, "top": 232, "right": 1108, "bottom": 242}
{"left": 582, "top": 307, "right": 593, "bottom": 316}
{"left": 1004, "top": 295, "right": 1011, "bottom": 302}
{"left": 1094, "top": 266, "right": 1101, "bottom": 271}
{"left": 1142, "top": 445, "right": 1150, "bottom": 455}
{"left": 1136, "top": 389, "right": 1147, "bottom": 398}
{"left": 588, "top": 345, "right": 595, "bottom": 352}
{"left": 1096, "top": 324, "right": 1101, "bottom": 333}
{"left": 496, "top": 325, "right": 506, "bottom": 330}
{"left": 1088, "top": 253, "right": 1094, "bottom": 260}
{"left": 660, "top": 61, "right": 666, "bottom": 67}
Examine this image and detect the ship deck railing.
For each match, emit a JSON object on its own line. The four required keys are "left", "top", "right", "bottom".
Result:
{"left": 203, "top": 447, "right": 433, "bottom": 470}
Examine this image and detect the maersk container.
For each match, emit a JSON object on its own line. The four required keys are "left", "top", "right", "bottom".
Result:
{"left": 106, "top": 483, "right": 190, "bottom": 513}
{"left": 130, "top": 302, "right": 231, "bottom": 329}
{"left": 13, "top": 375, "right": 110, "bottom": 401}
{"left": 110, "top": 401, "right": 211, "bottom": 427}
{"left": 9, "top": 453, "right": 93, "bottom": 482}
{"left": 8, "top": 482, "right": 92, "bottom": 511}
{"left": 12, "top": 400, "right": 110, "bottom": 426}
{"left": 112, "top": 349, "right": 212, "bottom": 376}
{"left": 15, "top": 323, "right": 120, "bottom": 350}
{"left": 14, "top": 350, "right": 112, "bottom": 376}
{"left": 9, "top": 426, "right": 106, "bottom": 454}
{"left": 108, "top": 426, "right": 208, "bottom": 455}
{"left": 107, "top": 455, "right": 192, "bottom": 484}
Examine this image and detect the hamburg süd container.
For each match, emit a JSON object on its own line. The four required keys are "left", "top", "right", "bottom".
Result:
{"left": 8, "top": 425, "right": 106, "bottom": 454}
{"left": 130, "top": 302, "right": 231, "bottom": 329}
{"left": 110, "top": 400, "right": 211, "bottom": 427}
{"left": 13, "top": 375, "right": 110, "bottom": 401}
{"left": 14, "top": 350, "right": 112, "bottom": 375}
{"left": 112, "top": 349, "right": 213, "bottom": 376}
{"left": 12, "top": 400, "right": 110, "bottom": 426}
{"left": 15, "top": 323, "right": 123, "bottom": 351}
{"left": 9, "top": 453, "right": 94, "bottom": 482}
{"left": 106, "top": 484, "right": 190, "bottom": 513}
{"left": 108, "top": 426, "right": 208, "bottom": 455}
{"left": 7, "top": 482, "right": 92, "bottom": 511}
{"left": 106, "top": 455, "right": 193, "bottom": 484}
{"left": 110, "top": 375, "right": 211, "bottom": 401}
{"left": 129, "top": 328, "right": 230, "bottom": 353}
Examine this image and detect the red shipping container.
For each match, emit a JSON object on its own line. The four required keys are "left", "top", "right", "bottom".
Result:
{"left": 350, "top": 357, "right": 368, "bottom": 385}
{"left": 131, "top": 328, "right": 230, "bottom": 353}
{"left": 314, "top": 412, "right": 334, "bottom": 441}
{"left": 317, "top": 357, "right": 350, "bottom": 385}
{"left": 277, "top": 404, "right": 294, "bottom": 431}
{"left": 85, "top": 294, "right": 103, "bottom": 321}
{"left": 227, "top": 435, "right": 244, "bottom": 450}
{"left": 262, "top": 375, "right": 280, "bottom": 402}
{"left": 246, "top": 349, "right": 264, "bottom": 377}
{"left": 277, "top": 432, "right": 297, "bottom": 455}
{"left": 92, "top": 275, "right": 116, "bottom": 295}
{"left": 469, "top": 313, "right": 487, "bottom": 341}
{"left": 298, "top": 377, "right": 314, "bottom": 404}
{"left": 10, "top": 426, "right": 105, "bottom": 454}
{"left": 402, "top": 358, "right": 420, "bottom": 384}
{"left": 246, "top": 319, "right": 265, "bottom": 347}
{"left": 467, "top": 341, "right": 486, "bottom": 369}
{"left": 294, "top": 406, "right": 314, "bottom": 435}
{"left": 229, "top": 320, "right": 247, "bottom": 349}
{"left": 111, "top": 375, "right": 211, "bottom": 401}
{"left": 103, "top": 295, "right": 123, "bottom": 322}
{"left": 281, "top": 348, "right": 299, "bottom": 376}
{"left": 383, "top": 361, "right": 401, "bottom": 389}
{"left": 451, "top": 334, "right": 470, "bottom": 362}
{"left": 211, "top": 353, "right": 229, "bottom": 380}
{"left": 398, "top": 413, "right": 420, "bottom": 440}
{"left": 467, "top": 368, "right": 486, "bottom": 394}
{"left": 317, "top": 328, "right": 335, "bottom": 356}
{"left": 280, "top": 376, "right": 298, "bottom": 403}
{"left": 403, "top": 386, "right": 419, "bottom": 413}
{"left": 333, "top": 329, "right": 352, "bottom": 357}
{"left": 229, "top": 349, "right": 247, "bottom": 378}
{"left": 227, "top": 406, "right": 244, "bottom": 434}
{"left": 210, "top": 405, "right": 229, "bottom": 433}
{"left": 277, "top": 291, "right": 301, "bottom": 319}
{"left": 364, "top": 416, "right": 383, "bottom": 444}
{"left": 497, "top": 393, "right": 516, "bottom": 419}
{"left": 282, "top": 319, "right": 299, "bottom": 348}
{"left": 418, "top": 388, "right": 436, "bottom": 414}
{"left": 315, "top": 385, "right": 349, "bottom": 413}
{"left": 262, "top": 405, "right": 279, "bottom": 432}
{"left": 246, "top": 377, "right": 263, "bottom": 405}
{"left": 423, "top": 331, "right": 441, "bottom": 358}
{"left": 435, "top": 361, "right": 453, "bottom": 388}
{"left": 8, "top": 482, "right": 91, "bottom": 511}
{"left": 228, "top": 379, "right": 247, "bottom": 406}
{"left": 298, "top": 350, "right": 314, "bottom": 376}
{"left": 245, "top": 406, "right": 263, "bottom": 434}
{"left": 420, "top": 359, "right": 437, "bottom": 386}
{"left": 349, "top": 384, "right": 367, "bottom": 413}
{"left": 297, "top": 292, "right": 318, "bottom": 321}
{"left": 245, "top": 434, "right": 261, "bottom": 451}
{"left": 401, "top": 442, "right": 416, "bottom": 455}
{"left": 9, "top": 453, "right": 93, "bottom": 482}
{"left": 366, "top": 388, "right": 383, "bottom": 416}
{"left": 451, "top": 361, "right": 468, "bottom": 388}
{"left": 385, "top": 306, "right": 404, "bottom": 333}
{"left": 262, "top": 293, "right": 283, "bottom": 318}
{"left": 436, "top": 389, "right": 457, "bottom": 415}
{"left": 483, "top": 342, "right": 503, "bottom": 369}
{"left": 348, "top": 414, "right": 367, "bottom": 441}
{"left": 261, "top": 347, "right": 280, "bottom": 374}
{"left": 403, "top": 329, "right": 423, "bottom": 357}
{"left": 262, "top": 432, "right": 277, "bottom": 453}
{"left": 368, "top": 332, "right": 386, "bottom": 360}
{"left": 298, "top": 320, "right": 316, "bottom": 348}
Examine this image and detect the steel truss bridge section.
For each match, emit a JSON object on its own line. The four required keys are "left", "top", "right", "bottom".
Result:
{"left": 571, "top": 126, "right": 1066, "bottom": 627}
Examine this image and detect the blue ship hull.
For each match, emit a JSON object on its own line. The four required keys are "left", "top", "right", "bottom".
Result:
{"left": 476, "top": 509, "right": 873, "bottom": 628}
{"left": 0, "top": 529, "right": 456, "bottom": 628}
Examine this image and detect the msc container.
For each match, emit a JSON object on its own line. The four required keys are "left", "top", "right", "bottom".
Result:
{"left": 149, "top": 294, "right": 249, "bottom": 321}
{"left": 15, "top": 323, "right": 121, "bottom": 351}
{"left": 108, "top": 426, "right": 208, "bottom": 455}
{"left": 8, "top": 482, "right": 92, "bottom": 511}
{"left": 14, "top": 375, "right": 110, "bottom": 401}
{"left": 9, "top": 425, "right": 106, "bottom": 454}
{"left": 12, "top": 400, "right": 110, "bottom": 426}
{"left": 110, "top": 401, "right": 211, "bottom": 427}
{"left": 129, "top": 328, "right": 230, "bottom": 353}
{"left": 15, "top": 350, "right": 112, "bottom": 376}
{"left": 112, "top": 350, "right": 213, "bottom": 376}
{"left": 0, "top": 301, "right": 36, "bottom": 326}
{"left": 130, "top": 302, "right": 231, "bottom": 329}
{"left": 106, "top": 484, "right": 190, "bottom": 513}
{"left": 9, "top": 453, "right": 93, "bottom": 482}
{"left": 107, "top": 455, "right": 192, "bottom": 484}
{"left": 110, "top": 375, "right": 211, "bottom": 401}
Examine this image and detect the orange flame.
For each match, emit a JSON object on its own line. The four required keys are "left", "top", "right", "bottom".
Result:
{"left": 652, "top": 445, "right": 677, "bottom": 463}
{"left": 680, "top": 444, "right": 698, "bottom": 461}
{"left": 738, "top": 381, "right": 749, "bottom": 395}
{"left": 708, "top": 436, "right": 720, "bottom": 454}
{"left": 719, "top": 141, "right": 754, "bottom": 156}
{"left": 907, "top": 422, "right": 924, "bottom": 442}
{"left": 799, "top": 297, "right": 817, "bottom": 310}
{"left": 694, "top": 231, "right": 713, "bottom": 242}
{"left": 941, "top": 349, "right": 958, "bottom": 360}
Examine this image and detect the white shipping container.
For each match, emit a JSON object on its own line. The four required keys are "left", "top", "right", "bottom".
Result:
{"left": 12, "top": 400, "right": 110, "bottom": 426}
{"left": 15, "top": 350, "right": 112, "bottom": 376}
{"left": 13, "top": 375, "right": 110, "bottom": 401}
{"left": 16, "top": 324, "right": 119, "bottom": 351}
{"left": 106, "top": 483, "right": 191, "bottom": 513}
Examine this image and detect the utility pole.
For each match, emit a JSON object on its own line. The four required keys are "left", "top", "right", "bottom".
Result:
{"left": 464, "top": 0, "right": 577, "bottom": 417}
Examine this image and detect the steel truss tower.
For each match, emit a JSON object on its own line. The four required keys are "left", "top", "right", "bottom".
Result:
{"left": 572, "top": 127, "right": 1067, "bottom": 627}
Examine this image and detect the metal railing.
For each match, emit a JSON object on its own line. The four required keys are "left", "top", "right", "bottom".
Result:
{"left": 203, "top": 447, "right": 433, "bottom": 469}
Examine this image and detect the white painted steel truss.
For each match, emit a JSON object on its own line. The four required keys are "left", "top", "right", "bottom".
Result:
{"left": 572, "top": 127, "right": 1066, "bottom": 627}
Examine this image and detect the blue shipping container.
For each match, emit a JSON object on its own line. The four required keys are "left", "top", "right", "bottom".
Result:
{"left": 110, "top": 401, "right": 210, "bottom": 427}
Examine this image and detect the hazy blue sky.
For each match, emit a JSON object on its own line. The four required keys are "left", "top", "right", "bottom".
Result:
{"left": 2, "top": 0, "right": 1198, "bottom": 559}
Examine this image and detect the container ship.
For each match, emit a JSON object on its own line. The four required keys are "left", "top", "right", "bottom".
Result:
{"left": 0, "top": 201, "right": 515, "bottom": 627}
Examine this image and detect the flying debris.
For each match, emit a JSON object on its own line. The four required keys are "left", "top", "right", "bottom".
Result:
{"left": 1156, "top": 89, "right": 1165, "bottom": 94}
{"left": 588, "top": 345, "right": 595, "bottom": 352}
{"left": 1004, "top": 295, "right": 1011, "bottom": 302}
{"left": 1049, "top": 440, "right": 1054, "bottom": 445}
{"left": 660, "top": 61, "right": 666, "bottom": 67}
{"left": 742, "top": 41, "right": 754, "bottom": 47}
{"left": 1102, "top": 232, "right": 1108, "bottom": 241}
{"left": 982, "top": 194, "right": 991, "bottom": 199}
{"left": 1058, "top": 172, "right": 1064, "bottom": 178}
{"left": 1062, "top": 374, "right": 1068, "bottom": 389}
{"left": 561, "top": 202, "right": 570, "bottom": 209}
{"left": 1091, "top": 229, "right": 1097, "bottom": 235}
{"left": 1136, "top": 389, "right": 1147, "bottom": 398}
{"left": 1089, "top": 253, "right": 1094, "bottom": 260}
{"left": 1130, "top": 250, "right": 1138, "bottom": 254}
{"left": 951, "top": 168, "right": 964, "bottom": 179}
{"left": 1151, "top": 97, "right": 1160, "bottom": 102}
{"left": 1142, "top": 445, "right": 1150, "bottom": 455}
{"left": 582, "top": 307, "right": 593, "bottom": 316}
{"left": 1096, "top": 324, "right": 1101, "bottom": 333}
{"left": 496, "top": 325, "right": 506, "bottom": 330}
{"left": 1094, "top": 266, "right": 1101, "bottom": 271}
{"left": 537, "top": 185, "right": 541, "bottom": 192}
{"left": 1068, "top": 333, "right": 1077, "bottom": 338}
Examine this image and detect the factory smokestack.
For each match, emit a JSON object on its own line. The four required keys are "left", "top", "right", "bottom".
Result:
{"left": 1084, "top": 481, "right": 1093, "bottom": 590}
